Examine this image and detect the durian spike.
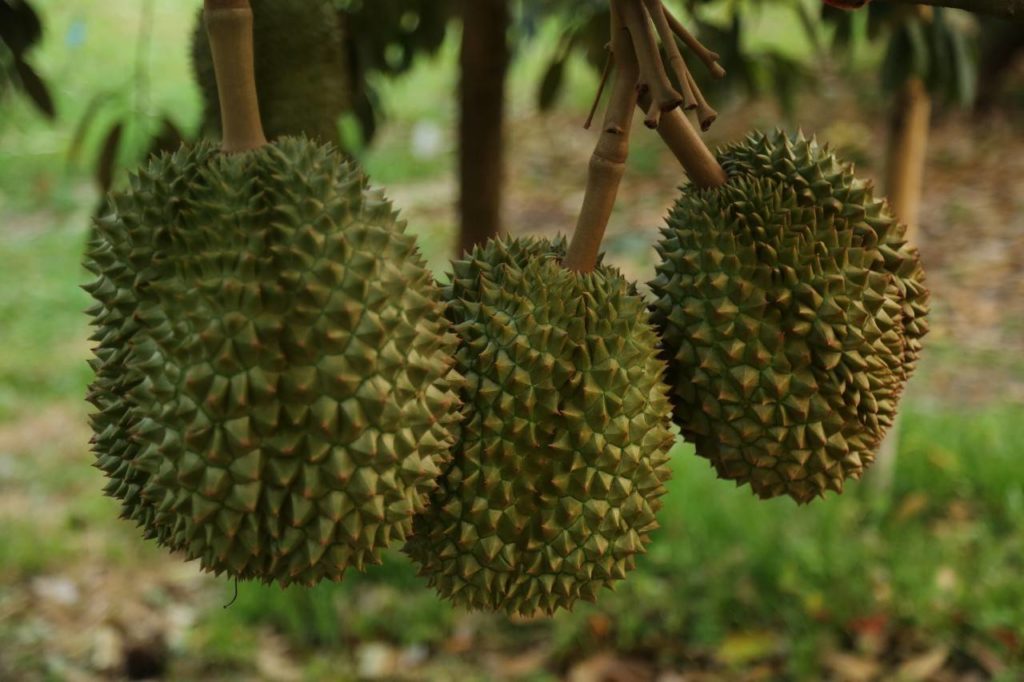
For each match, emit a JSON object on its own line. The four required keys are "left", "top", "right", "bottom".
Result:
{"left": 619, "top": 0, "right": 682, "bottom": 116}
{"left": 204, "top": 0, "right": 267, "bottom": 153}
{"left": 564, "top": 0, "right": 640, "bottom": 273}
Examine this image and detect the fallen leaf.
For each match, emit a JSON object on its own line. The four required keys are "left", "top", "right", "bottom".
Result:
{"left": 568, "top": 653, "right": 655, "bottom": 682}
{"left": 357, "top": 642, "right": 398, "bottom": 680}
{"left": 823, "top": 651, "right": 881, "bottom": 682}
{"left": 715, "top": 631, "right": 779, "bottom": 666}
{"left": 897, "top": 647, "right": 948, "bottom": 681}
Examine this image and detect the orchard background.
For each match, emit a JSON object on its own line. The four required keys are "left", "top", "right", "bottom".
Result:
{"left": 0, "top": 1, "right": 1022, "bottom": 679}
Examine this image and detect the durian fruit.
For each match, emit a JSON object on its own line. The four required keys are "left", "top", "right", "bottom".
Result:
{"left": 406, "top": 237, "right": 675, "bottom": 616}
{"left": 650, "top": 130, "right": 929, "bottom": 504}
{"left": 192, "top": 0, "right": 351, "bottom": 145}
{"left": 85, "top": 137, "right": 461, "bottom": 585}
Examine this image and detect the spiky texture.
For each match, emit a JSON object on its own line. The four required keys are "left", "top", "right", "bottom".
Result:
{"left": 406, "top": 237, "right": 674, "bottom": 616}
{"left": 84, "top": 138, "right": 461, "bottom": 586}
{"left": 192, "top": 0, "right": 350, "bottom": 145}
{"left": 650, "top": 130, "right": 929, "bottom": 504}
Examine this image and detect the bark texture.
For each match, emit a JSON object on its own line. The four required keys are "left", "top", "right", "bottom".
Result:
{"left": 457, "top": 0, "right": 509, "bottom": 256}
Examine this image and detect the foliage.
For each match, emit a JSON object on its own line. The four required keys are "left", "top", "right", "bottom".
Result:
{"left": 532, "top": 0, "right": 820, "bottom": 117}
{"left": 335, "top": 0, "right": 455, "bottom": 142}
{"left": 825, "top": 3, "right": 980, "bottom": 105}
{"left": 0, "top": 0, "right": 53, "bottom": 119}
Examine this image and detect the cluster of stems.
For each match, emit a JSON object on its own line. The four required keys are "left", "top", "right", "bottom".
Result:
{"left": 564, "top": 0, "right": 728, "bottom": 273}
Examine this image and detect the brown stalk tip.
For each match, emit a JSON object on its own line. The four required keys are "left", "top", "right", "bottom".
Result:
{"left": 645, "top": 108, "right": 662, "bottom": 129}
{"left": 709, "top": 62, "right": 727, "bottom": 79}
{"left": 660, "top": 97, "right": 684, "bottom": 112}
{"left": 698, "top": 104, "right": 718, "bottom": 131}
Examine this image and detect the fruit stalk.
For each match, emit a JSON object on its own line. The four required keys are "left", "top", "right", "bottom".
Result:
{"left": 619, "top": 0, "right": 681, "bottom": 127}
{"left": 563, "top": 1, "right": 640, "bottom": 273}
{"left": 638, "top": 90, "right": 725, "bottom": 186}
{"left": 204, "top": 0, "right": 267, "bottom": 152}
{"left": 629, "top": 0, "right": 725, "bottom": 187}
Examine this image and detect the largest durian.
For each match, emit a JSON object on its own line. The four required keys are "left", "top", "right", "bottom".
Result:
{"left": 85, "top": 0, "right": 460, "bottom": 586}
{"left": 650, "top": 130, "right": 929, "bottom": 503}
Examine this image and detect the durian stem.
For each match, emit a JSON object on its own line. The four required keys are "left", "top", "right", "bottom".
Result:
{"left": 684, "top": 68, "right": 718, "bottom": 132}
{"left": 563, "top": 2, "right": 640, "bottom": 273}
{"left": 619, "top": 0, "right": 682, "bottom": 118}
{"left": 625, "top": 0, "right": 726, "bottom": 187}
{"left": 637, "top": 91, "right": 726, "bottom": 188}
{"left": 642, "top": 0, "right": 697, "bottom": 111}
{"left": 204, "top": 0, "right": 267, "bottom": 153}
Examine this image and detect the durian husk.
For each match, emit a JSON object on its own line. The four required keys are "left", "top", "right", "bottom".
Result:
{"left": 650, "top": 130, "right": 929, "bottom": 504}
{"left": 85, "top": 138, "right": 461, "bottom": 585}
{"left": 406, "top": 237, "right": 675, "bottom": 616}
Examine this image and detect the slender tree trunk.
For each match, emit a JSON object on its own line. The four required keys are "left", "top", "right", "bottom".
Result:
{"left": 872, "top": 75, "right": 932, "bottom": 492}
{"left": 975, "top": 17, "right": 1024, "bottom": 113}
{"left": 880, "top": 0, "right": 1024, "bottom": 18}
{"left": 457, "top": 0, "right": 509, "bottom": 256}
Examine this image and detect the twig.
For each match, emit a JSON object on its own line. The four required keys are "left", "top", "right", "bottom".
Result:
{"left": 585, "top": 47, "right": 614, "bottom": 130}
{"left": 664, "top": 6, "right": 726, "bottom": 79}
{"left": 618, "top": 0, "right": 682, "bottom": 115}
{"left": 564, "top": 0, "right": 640, "bottom": 273}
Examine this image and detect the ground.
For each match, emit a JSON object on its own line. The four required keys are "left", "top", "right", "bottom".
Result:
{"left": 1, "top": 2, "right": 1023, "bottom": 680}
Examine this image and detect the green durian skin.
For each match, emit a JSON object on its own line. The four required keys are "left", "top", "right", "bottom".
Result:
{"left": 650, "top": 130, "right": 929, "bottom": 504}
{"left": 406, "top": 237, "right": 675, "bottom": 617}
{"left": 84, "top": 137, "right": 461, "bottom": 586}
{"left": 192, "top": 0, "right": 350, "bottom": 145}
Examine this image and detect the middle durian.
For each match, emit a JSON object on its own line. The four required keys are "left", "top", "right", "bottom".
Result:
{"left": 406, "top": 237, "right": 675, "bottom": 616}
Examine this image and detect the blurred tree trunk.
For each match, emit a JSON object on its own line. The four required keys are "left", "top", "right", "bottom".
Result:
{"left": 872, "top": 74, "right": 932, "bottom": 493}
{"left": 975, "top": 17, "right": 1024, "bottom": 113}
{"left": 458, "top": 0, "right": 509, "bottom": 256}
{"left": 882, "top": 0, "right": 1023, "bottom": 18}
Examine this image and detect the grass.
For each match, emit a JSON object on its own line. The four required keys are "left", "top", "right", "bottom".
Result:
{"left": 179, "top": 409, "right": 1023, "bottom": 679}
{"left": 198, "top": 418, "right": 1024, "bottom": 680}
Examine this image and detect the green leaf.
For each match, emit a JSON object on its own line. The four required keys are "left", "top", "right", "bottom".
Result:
{"left": 12, "top": 57, "right": 54, "bottom": 119}
{"left": 0, "top": 0, "right": 43, "bottom": 56}
{"left": 95, "top": 121, "right": 124, "bottom": 195}
{"left": 537, "top": 56, "right": 566, "bottom": 112}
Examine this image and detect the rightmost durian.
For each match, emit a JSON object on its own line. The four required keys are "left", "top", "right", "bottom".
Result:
{"left": 650, "top": 130, "right": 929, "bottom": 504}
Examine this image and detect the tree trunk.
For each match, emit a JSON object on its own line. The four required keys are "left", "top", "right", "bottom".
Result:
{"left": 975, "top": 17, "right": 1024, "bottom": 113}
{"left": 880, "top": 0, "right": 1024, "bottom": 19}
{"left": 872, "top": 75, "right": 932, "bottom": 492}
{"left": 457, "top": 0, "right": 509, "bottom": 256}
